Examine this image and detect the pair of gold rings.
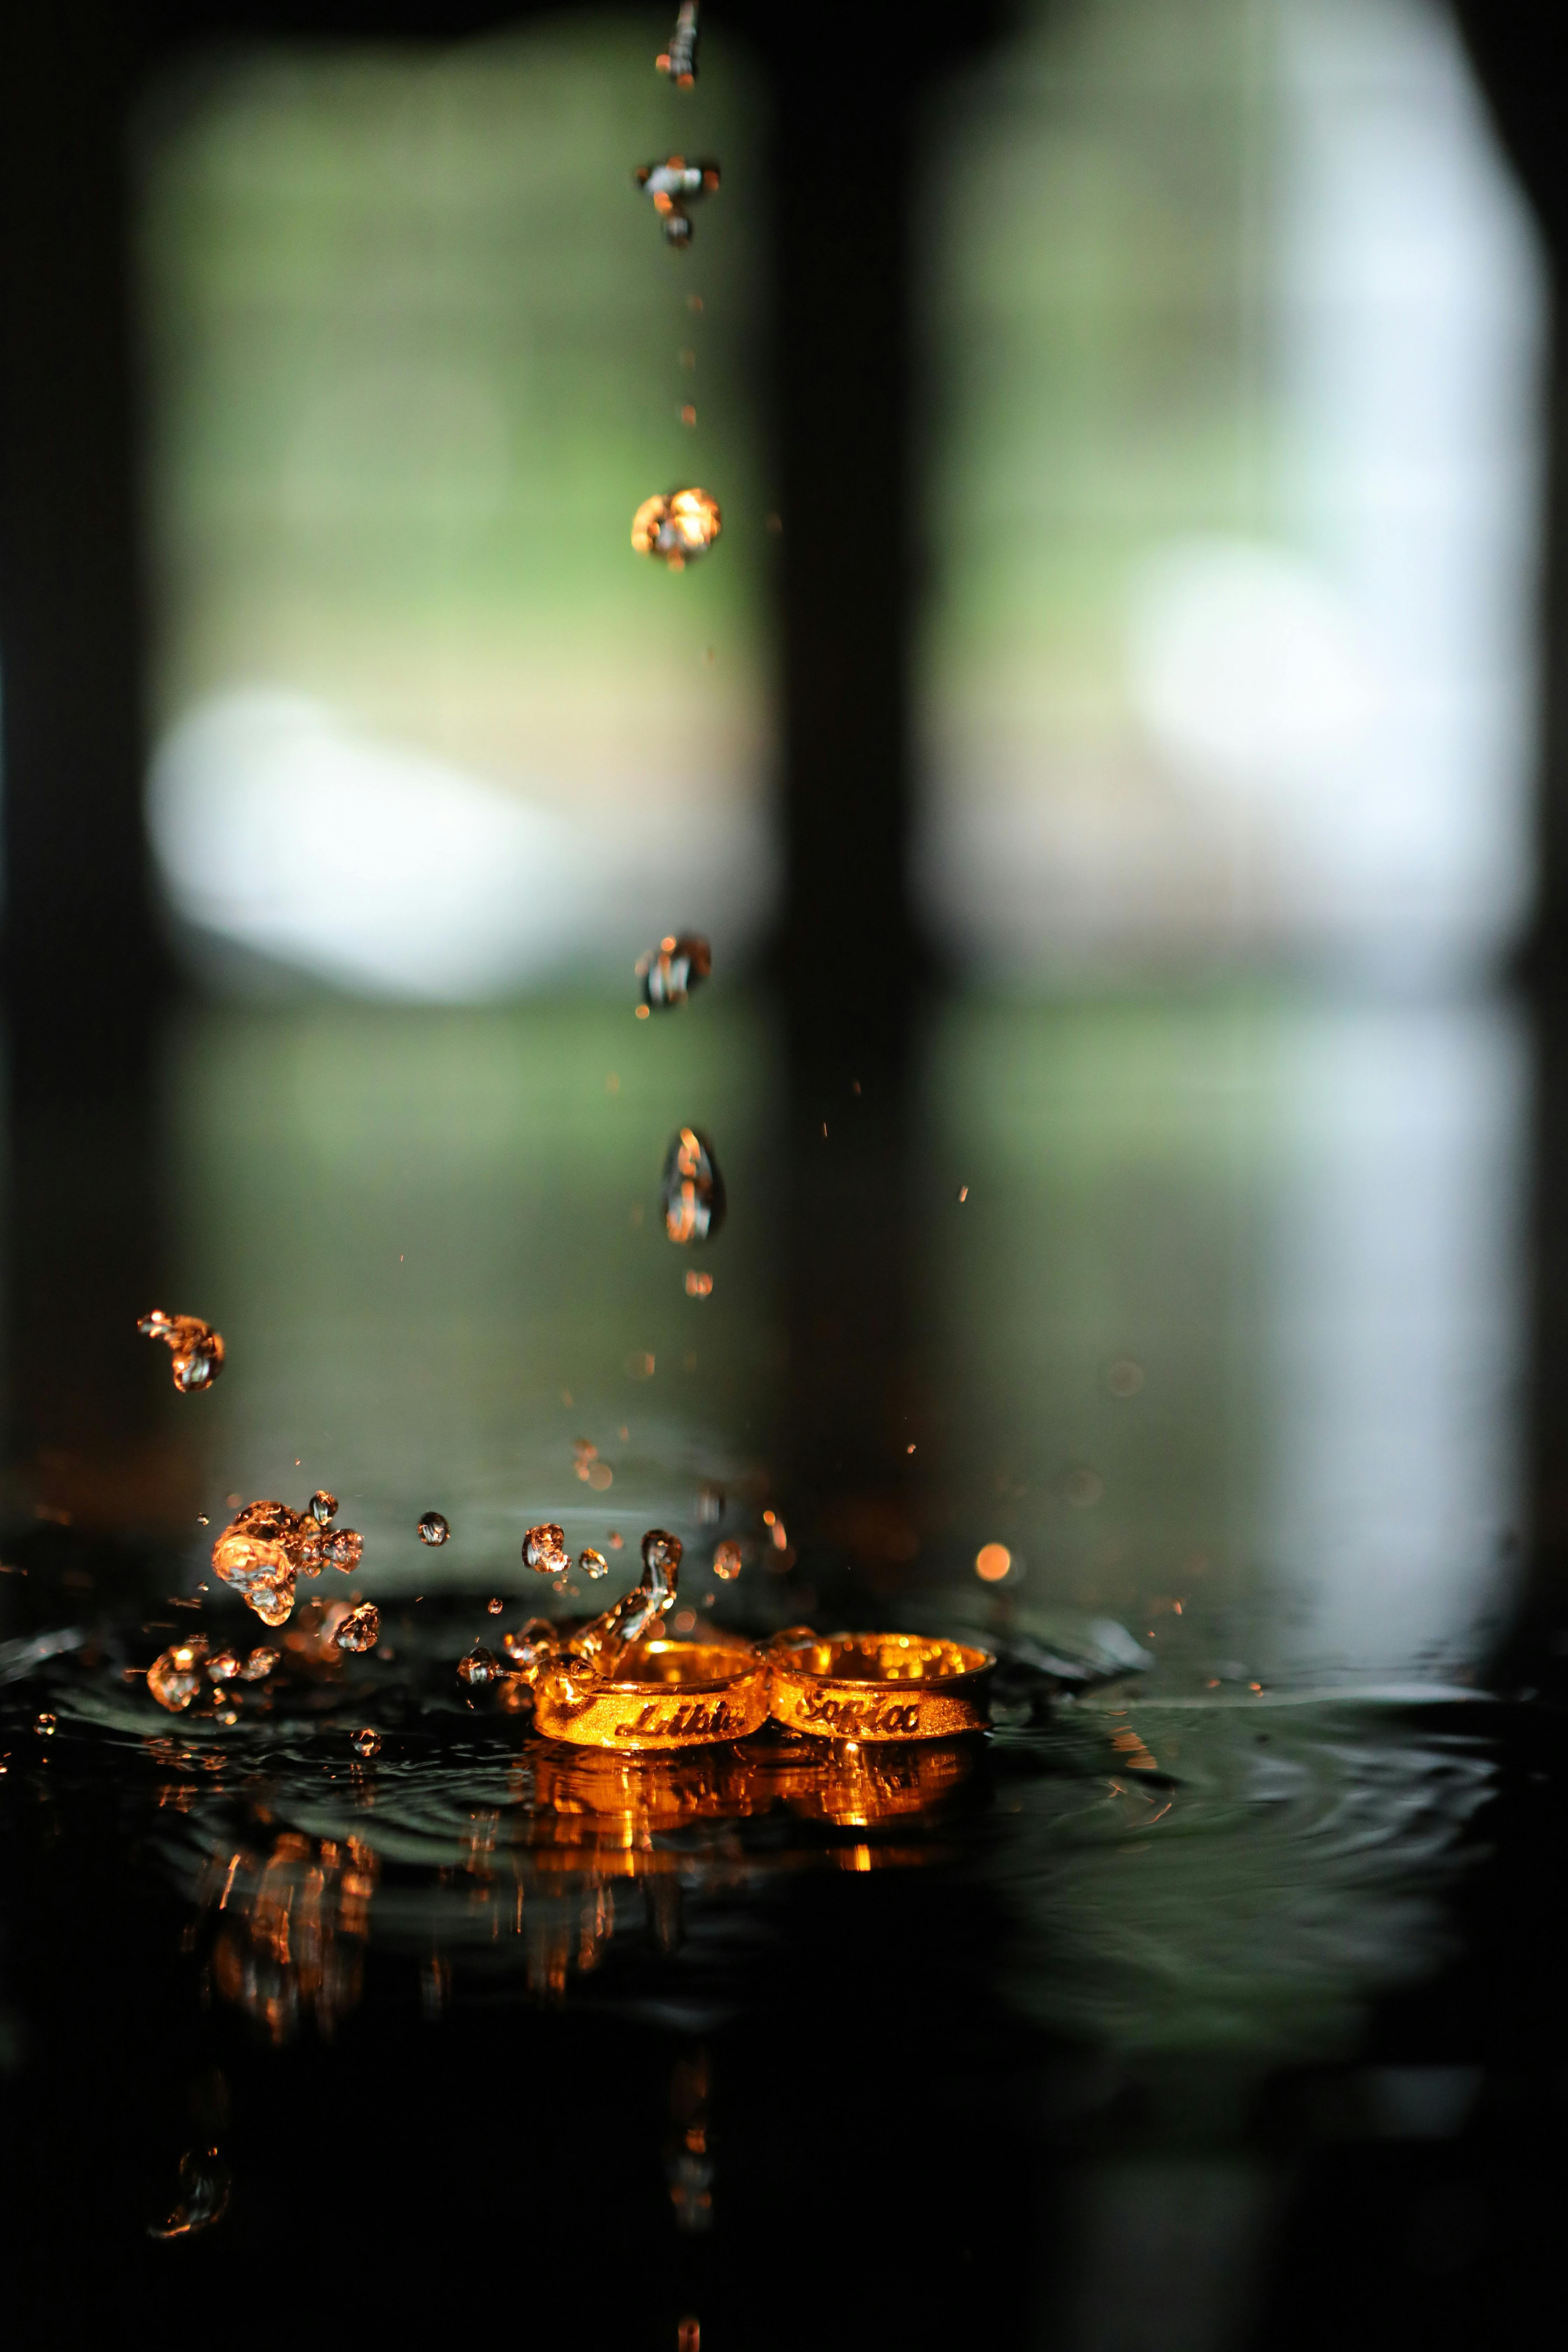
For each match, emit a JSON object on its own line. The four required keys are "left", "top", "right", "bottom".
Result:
{"left": 532, "top": 1630, "right": 994, "bottom": 1754}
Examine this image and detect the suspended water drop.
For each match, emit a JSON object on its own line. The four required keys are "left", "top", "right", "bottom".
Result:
{"left": 136, "top": 1309, "right": 224, "bottom": 1394}
{"left": 635, "top": 155, "right": 720, "bottom": 246}
{"left": 638, "top": 932, "right": 712, "bottom": 1011}
{"left": 34, "top": 1713, "right": 56, "bottom": 1737}
{"left": 579, "top": 1548, "right": 609, "bottom": 1581}
{"left": 631, "top": 488, "right": 721, "bottom": 569}
{"left": 211, "top": 1495, "right": 363, "bottom": 1627}
{"left": 352, "top": 1728, "right": 383, "bottom": 1759}
{"left": 523, "top": 1523, "right": 571, "bottom": 1576}
{"left": 661, "top": 1127, "right": 725, "bottom": 1245}
{"left": 147, "top": 1640, "right": 208, "bottom": 1713}
{"left": 685, "top": 1271, "right": 713, "bottom": 1296}
{"left": 654, "top": 0, "right": 699, "bottom": 84}
{"left": 239, "top": 1646, "right": 279, "bottom": 1681}
{"left": 147, "top": 2147, "right": 231, "bottom": 2240}
{"left": 458, "top": 1643, "right": 503, "bottom": 1687}
{"left": 309, "top": 1490, "right": 338, "bottom": 1526}
{"left": 205, "top": 1649, "right": 242, "bottom": 1685}
{"left": 573, "top": 1439, "right": 598, "bottom": 1482}
{"left": 334, "top": 1602, "right": 380, "bottom": 1655}
{"left": 417, "top": 1509, "right": 450, "bottom": 1546}
{"left": 324, "top": 1527, "right": 363, "bottom": 1572}
{"left": 712, "top": 1540, "right": 743, "bottom": 1582}
{"left": 487, "top": 1597, "right": 504, "bottom": 1615}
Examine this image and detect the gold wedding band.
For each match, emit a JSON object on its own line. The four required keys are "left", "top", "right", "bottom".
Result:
{"left": 532, "top": 1636, "right": 769, "bottom": 1751}
{"left": 768, "top": 1632, "right": 995, "bottom": 1741}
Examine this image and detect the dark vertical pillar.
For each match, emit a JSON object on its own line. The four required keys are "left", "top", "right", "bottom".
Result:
{"left": 0, "top": 6, "right": 169, "bottom": 1510}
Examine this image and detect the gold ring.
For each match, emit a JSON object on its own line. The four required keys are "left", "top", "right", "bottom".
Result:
{"left": 532, "top": 1637, "right": 769, "bottom": 1751}
{"left": 767, "top": 1632, "right": 995, "bottom": 1741}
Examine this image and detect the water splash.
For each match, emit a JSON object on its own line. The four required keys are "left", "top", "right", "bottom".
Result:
{"left": 136, "top": 1309, "right": 224, "bottom": 1393}
{"left": 147, "top": 2147, "right": 231, "bottom": 2239}
{"left": 662, "top": 1127, "right": 725, "bottom": 1245}
{"left": 635, "top": 156, "right": 720, "bottom": 247}
{"left": 211, "top": 1494, "right": 364, "bottom": 1627}
{"left": 655, "top": 0, "right": 699, "bottom": 85}
{"left": 638, "top": 932, "right": 712, "bottom": 1011}
{"left": 631, "top": 489, "right": 721, "bottom": 570}
{"left": 573, "top": 1528, "right": 682, "bottom": 1672}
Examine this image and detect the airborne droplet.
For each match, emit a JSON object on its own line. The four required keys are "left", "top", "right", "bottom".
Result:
{"left": 211, "top": 1496, "right": 359, "bottom": 1627}
{"left": 35, "top": 1713, "right": 57, "bottom": 1737}
{"left": 631, "top": 488, "right": 721, "bottom": 568}
{"left": 579, "top": 1547, "right": 609, "bottom": 1580}
{"left": 334, "top": 1602, "right": 380, "bottom": 1655}
{"left": 712, "top": 1540, "right": 743, "bottom": 1581}
{"left": 148, "top": 1639, "right": 209, "bottom": 1712}
{"left": 638, "top": 933, "right": 712, "bottom": 1012}
{"left": 310, "top": 1490, "right": 338, "bottom": 1526}
{"left": 417, "top": 1510, "right": 450, "bottom": 1546}
{"left": 205, "top": 1649, "right": 242, "bottom": 1685}
{"left": 352, "top": 1728, "right": 383, "bottom": 1759}
{"left": 240, "top": 1646, "right": 280, "bottom": 1681}
{"left": 500, "top": 1619, "right": 558, "bottom": 1673}
{"left": 137, "top": 1309, "right": 224, "bottom": 1394}
{"left": 523, "top": 1523, "right": 571, "bottom": 1576}
{"left": 661, "top": 1127, "right": 725, "bottom": 1245}
{"left": 634, "top": 155, "right": 720, "bottom": 246}
{"left": 147, "top": 2147, "right": 231, "bottom": 2241}
{"left": 458, "top": 1643, "right": 502, "bottom": 1687}
{"left": 654, "top": 0, "right": 699, "bottom": 84}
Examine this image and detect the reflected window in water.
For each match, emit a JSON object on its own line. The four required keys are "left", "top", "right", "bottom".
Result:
{"left": 136, "top": 23, "right": 775, "bottom": 999}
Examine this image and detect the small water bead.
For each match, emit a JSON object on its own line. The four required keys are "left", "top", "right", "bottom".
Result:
{"left": 712, "top": 1540, "right": 743, "bottom": 1582}
{"left": 685, "top": 1271, "right": 713, "bottom": 1297}
{"left": 662, "top": 1127, "right": 725, "bottom": 1245}
{"left": 523, "top": 1523, "right": 571, "bottom": 1576}
{"left": 136, "top": 1309, "right": 224, "bottom": 1394}
{"left": 631, "top": 488, "right": 721, "bottom": 570}
{"left": 352, "top": 1728, "right": 383, "bottom": 1759}
{"left": 638, "top": 933, "right": 712, "bottom": 1011}
{"left": 458, "top": 1643, "right": 503, "bottom": 1688}
{"left": 147, "top": 2147, "right": 231, "bottom": 2241}
{"left": 35, "top": 1713, "right": 57, "bottom": 1737}
{"left": 148, "top": 1641, "right": 208, "bottom": 1713}
{"left": 488, "top": 1597, "right": 504, "bottom": 1615}
{"left": 579, "top": 1548, "right": 609, "bottom": 1581}
{"left": 239, "top": 1646, "right": 279, "bottom": 1681}
{"left": 205, "top": 1650, "right": 242, "bottom": 1685}
{"left": 417, "top": 1510, "right": 450, "bottom": 1546}
{"left": 573, "top": 1440, "right": 598, "bottom": 1481}
{"left": 334, "top": 1602, "right": 380, "bottom": 1655}
{"left": 310, "top": 1491, "right": 338, "bottom": 1526}
{"left": 655, "top": 0, "right": 699, "bottom": 83}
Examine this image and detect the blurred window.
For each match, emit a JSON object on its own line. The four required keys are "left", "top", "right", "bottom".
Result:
{"left": 137, "top": 20, "right": 775, "bottom": 999}
{"left": 918, "top": 0, "right": 1547, "bottom": 982}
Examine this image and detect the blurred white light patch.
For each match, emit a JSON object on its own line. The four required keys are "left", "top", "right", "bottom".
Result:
{"left": 1127, "top": 538, "right": 1371, "bottom": 795}
{"left": 149, "top": 691, "right": 592, "bottom": 999}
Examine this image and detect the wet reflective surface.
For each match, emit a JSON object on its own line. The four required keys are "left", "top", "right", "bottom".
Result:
{"left": 4, "top": 987, "right": 1568, "bottom": 2344}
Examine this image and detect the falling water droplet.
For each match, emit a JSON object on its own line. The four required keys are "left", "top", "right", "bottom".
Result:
{"left": 573, "top": 1439, "right": 598, "bottom": 1482}
{"left": 334, "top": 1602, "right": 380, "bottom": 1655}
{"left": 205, "top": 1650, "right": 242, "bottom": 1684}
{"left": 638, "top": 933, "right": 712, "bottom": 1011}
{"left": 487, "top": 1597, "right": 504, "bottom": 1615}
{"left": 712, "top": 1540, "right": 743, "bottom": 1582}
{"left": 631, "top": 488, "right": 721, "bottom": 567}
{"left": 458, "top": 1643, "right": 503, "bottom": 1687}
{"left": 324, "top": 1527, "right": 363, "bottom": 1572}
{"left": 147, "top": 2147, "right": 231, "bottom": 2240}
{"left": 137, "top": 1310, "right": 224, "bottom": 1393}
{"left": 34, "top": 1713, "right": 56, "bottom": 1737}
{"left": 654, "top": 0, "right": 699, "bottom": 84}
{"left": 685, "top": 1270, "right": 713, "bottom": 1296}
{"left": 579, "top": 1548, "right": 609, "bottom": 1580}
{"left": 417, "top": 1509, "right": 450, "bottom": 1546}
{"left": 661, "top": 1127, "right": 725, "bottom": 1245}
{"left": 240, "top": 1646, "right": 279, "bottom": 1681}
{"left": 352, "top": 1728, "right": 382, "bottom": 1759}
{"left": 635, "top": 156, "right": 720, "bottom": 247}
{"left": 310, "top": 1490, "right": 338, "bottom": 1526}
{"left": 147, "top": 1640, "right": 208, "bottom": 1713}
{"left": 523, "top": 1523, "right": 571, "bottom": 1576}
